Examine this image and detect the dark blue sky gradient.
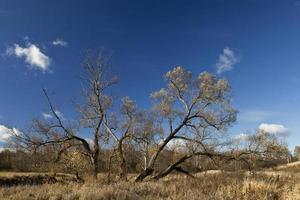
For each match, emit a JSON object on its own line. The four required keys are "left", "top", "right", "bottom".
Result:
{"left": 1, "top": 0, "right": 300, "bottom": 149}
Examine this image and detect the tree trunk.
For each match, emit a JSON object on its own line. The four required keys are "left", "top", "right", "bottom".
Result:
{"left": 118, "top": 139, "right": 127, "bottom": 181}
{"left": 135, "top": 118, "right": 188, "bottom": 182}
{"left": 153, "top": 154, "right": 191, "bottom": 180}
{"left": 135, "top": 168, "right": 154, "bottom": 182}
{"left": 152, "top": 151, "right": 219, "bottom": 180}
{"left": 92, "top": 132, "right": 100, "bottom": 180}
{"left": 119, "top": 158, "right": 127, "bottom": 181}
{"left": 135, "top": 153, "right": 157, "bottom": 182}
{"left": 143, "top": 151, "right": 148, "bottom": 170}
{"left": 135, "top": 139, "right": 173, "bottom": 182}
{"left": 153, "top": 166, "right": 194, "bottom": 180}
{"left": 143, "top": 141, "right": 149, "bottom": 170}
{"left": 92, "top": 155, "right": 99, "bottom": 180}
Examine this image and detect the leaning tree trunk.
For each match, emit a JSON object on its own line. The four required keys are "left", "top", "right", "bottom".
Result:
{"left": 135, "top": 150, "right": 160, "bottom": 182}
{"left": 135, "top": 168, "right": 154, "bottom": 182}
{"left": 152, "top": 154, "right": 193, "bottom": 180}
{"left": 152, "top": 151, "right": 221, "bottom": 180}
{"left": 135, "top": 119, "right": 188, "bottom": 182}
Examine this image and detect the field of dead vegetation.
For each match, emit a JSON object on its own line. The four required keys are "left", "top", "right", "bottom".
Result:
{"left": 1, "top": 163, "right": 300, "bottom": 200}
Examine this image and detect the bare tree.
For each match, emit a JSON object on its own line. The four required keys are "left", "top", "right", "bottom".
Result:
{"left": 79, "top": 50, "right": 117, "bottom": 178}
{"left": 5, "top": 52, "right": 293, "bottom": 183}
{"left": 12, "top": 51, "right": 117, "bottom": 179}
{"left": 133, "top": 111, "right": 163, "bottom": 170}
{"left": 103, "top": 97, "right": 137, "bottom": 180}
{"left": 229, "top": 129, "right": 291, "bottom": 171}
{"left": 135, "top": 66, "right": 237, "bottom": 182}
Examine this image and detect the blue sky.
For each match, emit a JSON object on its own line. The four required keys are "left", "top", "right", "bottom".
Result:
{"left": 0, "top": 0, "right": 300, "bottom": 150}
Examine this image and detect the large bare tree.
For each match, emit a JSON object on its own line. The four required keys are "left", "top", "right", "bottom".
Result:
{"left": 79, "top": 50, "right": 117, "bottom": 178}
{"left": 135, "top": 66, "right": 237, "bottom": 181}
{"left": 14, "top": 51, "right": 117, "bottom": 179}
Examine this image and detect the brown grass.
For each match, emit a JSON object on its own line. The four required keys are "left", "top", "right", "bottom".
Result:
{"left": 1, "top": 166, "right": 300, "bottom": 200}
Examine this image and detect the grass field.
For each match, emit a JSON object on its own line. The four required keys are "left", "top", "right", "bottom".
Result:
{"left": 0, "top": 172, "right": 62, "bottom": 178}
{"left": 0, "top": 164, "right": 300, "bottom": 200}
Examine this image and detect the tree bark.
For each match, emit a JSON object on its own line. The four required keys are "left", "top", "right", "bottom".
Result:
{"left": 135, "top": 118, "right": 188, "bottom": 182}
{"left": 143, "top": 146, "right": 149, "bottom": 170}
{"left": 92, "top": 131, "right": 100, "bottom": 180}
{"left": 135, "top": 168, "right": 154, "bottom": 182}
{"left": 92, "top": 155, "right": 99, "bottom": 179}
{"left": 152, "top": 151, "right": 218, "bottom": 180}
{"left": 118, "top": 138, "right": 127, "bottom": 181}
{"left": 152, "top": 154, "right": 192, "bottom": 180}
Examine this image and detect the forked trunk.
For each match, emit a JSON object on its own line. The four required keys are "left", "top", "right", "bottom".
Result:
{"left": 135, "top": 119, "right": 188, "bottom": 182}
{"left": 135, "top": 168, "right": 154, "bottom": 182}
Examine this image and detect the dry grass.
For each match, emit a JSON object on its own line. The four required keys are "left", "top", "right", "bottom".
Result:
{"left": 0, "top": 172, "right": 73, "bottom": 178}
{"left": 0, "top": 172, "right": 48, "bottom": 178}
{"left": 1, "top": 165, "right": 300, "bottom": 200}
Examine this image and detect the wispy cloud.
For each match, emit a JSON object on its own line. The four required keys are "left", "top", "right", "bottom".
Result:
{"left": 6, "top": 43, "right": 51, "bottom": 73}
{"left": 234, "top": 133, "right": 250, "bottom": 142}
{"left": 54, "top": 110, "right": 64, "bottom": 119}
{"left": 258, "top": 123, "right": 289, "bottom": 137}
{"left": 42, "top": 110, "right": 64, "bottom": 120}
{"left": 0, "top": 125, "right": 21, "bottom": 143}
{"left": 165, "top": 138, "right": 186, "bottom": 150}
{"left": 216, "top": 47, "right": 239, "bottom": 74}
{"left": 42, "top": 113, "right": 53, "bottom": 119}
{"left": 238, "top": 109, "right": 274, "bottom": 123}
{"left": 52, "top": 39, "right": 68, "bottom": 47}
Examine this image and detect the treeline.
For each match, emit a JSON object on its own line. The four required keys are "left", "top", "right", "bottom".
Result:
{"left": 0, "top": 144, "right": 292, "bottom": 176}
{"left": 1, "top": 50, "right": 293, "bottom": 181}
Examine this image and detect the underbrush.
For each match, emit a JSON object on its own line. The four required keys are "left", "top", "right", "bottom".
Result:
{"left": 0, "top": 170, "right": 300, "bottom": 200}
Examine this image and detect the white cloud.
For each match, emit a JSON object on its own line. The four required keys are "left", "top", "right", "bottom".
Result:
{"left": 42, "top": 113, "right": 53, "bottom": 119}
{"left": 0, "top": 125, "right": 21, "bottom": 142}
{"left": 234, "top": 133, "right": 250, "bottom": 141}
{"left": 42, "top": 110, "right": 64, "bottom": 120}
{"left": 6, "top": 43, "right": 51, "bottom": 72}
{"left": 52, "top": 39, "right": 68, "bottom": 47}
{"left": 166, "top": 138, "right": 186, "bottom": 150}
{"left": 216, "top": 47, "right": 239, "bottom": 74}
{"left": 0, "top": 125, "right": 12, "bottom": 142}
{"left": 54, "top": 110, "right": 64, "bottom": 119}
{"left": 258, "top": 123, "right": 289, "bottom": 137}
{"left": 239, "top": 109, "right": 274, "bottom": 123}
